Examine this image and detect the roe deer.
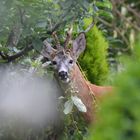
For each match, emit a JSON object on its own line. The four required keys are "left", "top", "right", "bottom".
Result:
{"left": 41, "top": 32, "right": 112, "bottom": 123}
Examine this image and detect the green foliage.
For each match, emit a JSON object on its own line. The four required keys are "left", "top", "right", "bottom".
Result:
{"left": 79, "top": 18, "right": 109, "bottom": 85}
{"left": 60, "top": 113, "right": 88, "bottom": 140}
{"left": 95, "top": 0, "right": 113, "bottom": 21}
{"left": 2, "top": 0, "right": 136, "bottom": 140}
{"left": 87, "top": 38, "right": 140, "bottom": 140}
{"left": 0, "top": 0, "right": 114, "bottom": 63}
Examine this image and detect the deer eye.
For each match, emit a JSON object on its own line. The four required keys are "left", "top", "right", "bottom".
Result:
{"left": 69, "top": 60, "right": 73, "bottom": 64}
{"left": 52, "top": 61, "right": 57, "bottom": 65}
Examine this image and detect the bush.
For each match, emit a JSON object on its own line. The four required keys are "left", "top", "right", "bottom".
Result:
{"left": 87, "top": 37, "right": 140, "bottom": 140}
{"left": 79, "top": 18, "right": 109, "bottom": 85}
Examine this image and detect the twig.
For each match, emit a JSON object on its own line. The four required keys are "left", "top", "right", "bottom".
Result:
{"left": 97, "top": 17, "right": 129, "bottom": 47}
{"left": 46, "top": 4, "right": 77, "bottom": 35}
{"left": 7, "top": 45, "right": 33, "bottom": 62}
{"left": 115, "top": 8, "right": 140, "bottom": 31}
{"left": 97, "top": 17, "right": 112, "bottom": 27}
{"left": 0, "top": 52, "right": 7, "bottom": 59}
{"left": 5, "top": 23, "right": 22, "bottom": 48}
{"left": 18, "top": 7, "right": 26, "bottom": 26}
{"left": 5, "top": 7, "right": 25, "bottom": 49}
{"left": 0, "top": 45, "right": 33, "bottom": 62}
{"left": 124, "top": 4, "right": 140, "bottom": 19}
{"left": 84, "top": 21, "right": 95, "bottom": 33}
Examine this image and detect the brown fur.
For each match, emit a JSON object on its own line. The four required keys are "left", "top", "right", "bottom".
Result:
{"left": 70, "top": 64, "right": 113, "bottom": 123}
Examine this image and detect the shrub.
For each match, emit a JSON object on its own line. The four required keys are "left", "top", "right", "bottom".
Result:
{"left": 87, "top": 37, "right": 140, "bottom": 140}
{"left": 79, "top": 18, "right": 109, "bottom": 85}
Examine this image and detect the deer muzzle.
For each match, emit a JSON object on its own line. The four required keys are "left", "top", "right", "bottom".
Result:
{"left": 58, "top": 71, "right": 68, "bottom": 81}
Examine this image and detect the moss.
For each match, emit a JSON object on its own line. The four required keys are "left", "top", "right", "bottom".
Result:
{"left": 78, "top": 18, "right": 109, "bottom": 85}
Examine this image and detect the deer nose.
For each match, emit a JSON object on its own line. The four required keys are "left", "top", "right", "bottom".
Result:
{"left": 58, "top": 71, "right": 68, "bottom": 80}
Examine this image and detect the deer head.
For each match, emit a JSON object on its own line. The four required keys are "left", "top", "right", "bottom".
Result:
{"left": 41, "top": 32, "right": 86, "bottom": 83}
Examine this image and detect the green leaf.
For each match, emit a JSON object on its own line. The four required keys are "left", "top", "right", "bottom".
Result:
{"left": 96, "top": 0, "right": 112, "bottom": 9}
{"left": 14, "top": 0, "right": 24, "bottom": 7}
{"left": 36, "top": 21, "right": 47, "bottom": 28}
{"left": 63, "top": 100, "right": 73, "bottom": 115}
{"left": 0, "top": 46, "right": 9, "bottom": 53}
{"left": 13, "top": 47, "right": 20, "bottom": 53}
{"left": 71, "top": 96, "right": 87, "bottom": 113}
{"left": 80, "top": 0, "right": 90, "bottom": 11}
{"left": 32, "top": 38, "right": 43, "bottom": 52}
{"left": 98, "top": 10, "right": 114, "bottom": 21}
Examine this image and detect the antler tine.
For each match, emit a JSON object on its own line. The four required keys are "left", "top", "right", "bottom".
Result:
{"left": 52, "top": 31, "right": 61, "bottom": 50}
{"left": 64, "top": 25, "right": 73, "bottom": 49}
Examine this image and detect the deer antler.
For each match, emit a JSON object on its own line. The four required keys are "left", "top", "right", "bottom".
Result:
{"left": 52, "top": 31, "right": 61, "bottom": 50}
{"left": 64, "top": 25, "right": 73, "bottom": 49}
{"left": 63, "top": 20, "right": 94, "bottom": 49}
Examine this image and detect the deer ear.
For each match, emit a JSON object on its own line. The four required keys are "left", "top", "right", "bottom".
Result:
{"left": 72, "top": 33, "right": 86, "bottom": 59}
{"left": 41, "top": 39, "right": 56, "bottom": 60}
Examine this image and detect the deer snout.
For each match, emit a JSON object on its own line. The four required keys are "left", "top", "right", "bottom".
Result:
{"left": 58, "top": 71, "right": 68, "bottom": 80}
